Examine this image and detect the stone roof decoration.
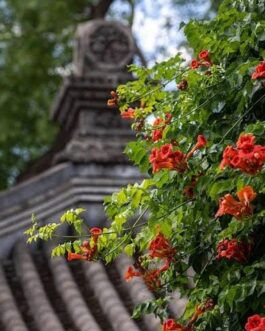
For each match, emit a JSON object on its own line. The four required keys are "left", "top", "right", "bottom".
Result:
{"left": 74, "top": 20, "right": 135, "bottom": 74}
{"left": 0, "top": 19, "right": 187, "bottom": 331}
{"left": 50, "top": 19, "right": 136, "bottom": 167}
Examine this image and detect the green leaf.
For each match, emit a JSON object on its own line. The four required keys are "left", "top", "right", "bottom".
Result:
{"left": 208, "top": 179, "right": 235, "bottom": 200}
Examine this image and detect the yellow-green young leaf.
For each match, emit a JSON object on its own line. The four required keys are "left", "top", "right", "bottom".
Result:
{"left": 73, "top": 240, "right": 82, "bottom": 253}
{"left": 98, "top": 229, "right": 112, "bottom": 248}
{"left": 73, "top": 219, "right": 83, "bottom": 234}
{"left": 105, "top": 254, "right": 113, "bottom": 264}
{"left": 160, "top": 220, "right": 172, "bottom": 237}
{"left": 183, "top": 300, "right": 196, "bottom": 320}
{"left": 60, "top": 210, "right": 73, "bottom": 223}
{"left": 112, "top": 211, "right": 130, "bottom": 233}
{"left": 59, "top": 244, "right": 66, "bottom": 256}
{"left": 65, "top": 242, "right": 72, "bottom": 253}
{"left": 141, "top": 179, "right": 153, "bottom": 189}
{"left": 116, "top": 190, "right": 128, "bottom": 204}
{"left": 31, "top": 213, "right": 37, "bottom": 223}
{"left": 124, "top": 243, "right": 135, "bottom": 256}
{"left": 131, "top": 189, "right": 143, "bottom": 209}
{"left": 24, "top": 223, "right": 37, "bottom": 237}
{"left": 75, "top": 208, "right": 86, "bottom": 215}
{"left": 51, "top": 243, "right": 72, "bottom": 257}
{"left": 24, "top": 214, "right": 39, "bottom": 238}
{"left": 236, "top": 177, "right": 245, "bottom": 191}
{"left": 60, "top": 209, "right": 84, "bottom": 234}
{"left": 51, "top": 245, "right": 64, "bottom": 257}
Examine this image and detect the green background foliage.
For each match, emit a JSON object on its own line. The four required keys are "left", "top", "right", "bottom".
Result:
{"left": 0, "top": 0, "right": 95, "bottom": 188}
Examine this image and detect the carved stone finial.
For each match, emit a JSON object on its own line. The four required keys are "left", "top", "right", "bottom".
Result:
{"left": 48, "top": 19, "right": 135, "bottom": 166}
{"left": 74, "top": 19, "right": 135, "bottom": 75}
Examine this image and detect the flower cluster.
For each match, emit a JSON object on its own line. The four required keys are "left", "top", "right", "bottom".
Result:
{"left": 245, "top": 314, "right": 265, "bottom": 331}
{"left": 162, "top": 319, "right": 187, "bottom": 331}
{"left": 183, "top": 174, "right": 203, "bottom": 198}
{"left": 141, "top": 269, "right": 162, "bottom": 290}
{"left": 215, "top": 186, "right": 256, "bottom": 219}
{"left": 125, "top": 233, "right": 175, "bottom": 290}
{"left": 152, "top": 113, "right": 172, "bottom": 142}
{"left": 124, "top": 264, "right": 162, "bottom": 291}
{"left": 177, "top": 79, "right": 188, "bottom": 91}
{"left": 220, "top": 134, "right": 265, "bottom": 174}
{"left": 162, "top": 300, "right": 215, "bottom": 331}
{"left": 107, "top": 90, "right": 119, "bottom": 107}
{"left": 67, "top": 227, "right": 102, "bottom": 261}
{"left": 149, "top": 143, "right": 187, "bottom": 173}
{"left": 216, "top": 238, "right": 251, "bottom": 263}
{"left": 251, "top": 60, "right": 265, "bottom": 80}
{"left": 120, "top": 101, "right": 147, "bottom": 120}
{"left": 124, "top": 265, "right": 141, "bottom": 280}
{"left": 149, "top": 135, "right": 207, "bottom": 173}
{"left": 149, "top": 232, "right": 176, "bottom": 270}
{"left": 187, "top": 299, "right": 215, "bottom": 329}
{"left": 121, "top": 107, "right": 135, "bottom": 119}
{"left": 149, "top": 232, "right": 175, "bottom": 259}
{"left": 183, "top": 177, "right": 197, "bottom": 198}
{"left": 190, "top": 50, "right": 212, "bottom": 69}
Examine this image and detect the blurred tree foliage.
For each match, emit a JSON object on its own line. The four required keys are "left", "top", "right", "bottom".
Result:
{"left": 0, "top": 0, "right": 114, "bottom": 188}
{"left": 0, "top": 0, "right": 220, "bottom": 189}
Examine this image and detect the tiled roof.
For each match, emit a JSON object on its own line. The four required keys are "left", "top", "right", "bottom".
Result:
{"left": 0, "top": 242, "right": 162, "bottom": 331}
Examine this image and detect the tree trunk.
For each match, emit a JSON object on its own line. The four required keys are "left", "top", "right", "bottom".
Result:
{"left": 91, "top": 0, "right": 115, "bottom": 18}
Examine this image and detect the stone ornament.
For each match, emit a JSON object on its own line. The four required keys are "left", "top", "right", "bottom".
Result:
{"left": 74, "top": 19, "right": 135, "bottom": 74}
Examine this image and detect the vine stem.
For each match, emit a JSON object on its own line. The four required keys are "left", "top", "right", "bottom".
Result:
{"left": 102, "top": 199, "right": 193, "bottom": 258}
{"left": 154, "top": 199, "right": 193, "bottom": 221}
{"left": 53, "top": 199, "right": 193, "bottom": 242}
{"left": 219, "top": 92, "right": 265, "bottom": 144}
{"left": 54, "top": 234, "right": 89, "bottom": 239}
{"left": 195, "top": 251, "right": 215, "bottom": 287}
{"left": 126, "top": 68, "right": 189, "bottom": 104}
{"left": 144, "top": 81, "right": 225, "bottom": 133}
{"left": 104, "top": 206, "right": 149, "bottom": 257}
{"left": 53, "top": 220, "right": 148, "bottom": 240}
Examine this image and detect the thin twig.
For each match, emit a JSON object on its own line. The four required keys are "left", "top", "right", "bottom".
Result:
{"left": 195, "top": 251, "right": 215, "bottom": 287}
{"left": 52, "top": 199, "right": 192, "bottom": 242}
{"left": 144, "top": 82, "right": 224, "bottom": 133}
{"left": 219, "top": 93, "right": 265, "bottom": 144}
{"left": 104, "top": 207, "right": 149, "bottom": 257}
{"left": 102, "top": 199, "right": 193, "bottom": 257}
{"left": 154, "top": 199, "right": 193, "bottom": 221}
{"left": 127, "top": 69, "right": 188, "bottom": 104}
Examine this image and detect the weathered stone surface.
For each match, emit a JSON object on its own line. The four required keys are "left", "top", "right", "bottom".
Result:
{"left": 74, "top": 19, "right": 135, "bottom": 74}
{"left": 50, "top": 76, "right": 134, "bottom": 165}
